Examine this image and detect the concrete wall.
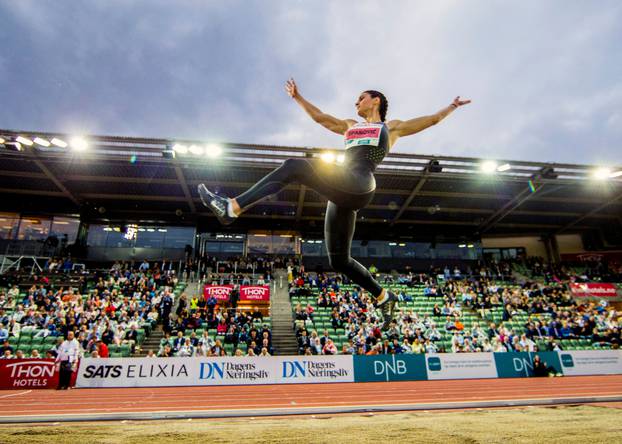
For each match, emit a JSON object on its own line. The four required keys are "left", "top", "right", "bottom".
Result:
{"left": 481, "top": 236, "right": 547, "bottom": 258}
{"left": 555, "top": 234, "right": 585, "bottom": 254}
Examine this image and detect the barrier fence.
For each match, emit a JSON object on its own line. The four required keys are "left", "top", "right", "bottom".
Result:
{"left": 2, "top": 351, "right": 620, "bottom": 389}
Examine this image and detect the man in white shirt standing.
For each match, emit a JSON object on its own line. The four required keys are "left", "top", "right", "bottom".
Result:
{"left": 55, "top": 331, "right": 81, "bottom": 390}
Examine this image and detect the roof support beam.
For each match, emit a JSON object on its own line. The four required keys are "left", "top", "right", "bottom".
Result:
{"left": 557, "top": 192, "right": 622, "bottom": 233}
{"left": 391, "top": 175, "right": 428, "bottom": 224}
{"left": 174, "top": 166, "right": 196, "bottom": 213}
{"left": 478, "top": 183, "right": 544, "bottom": 234}
{"left": 295, "top": 185, "right": 307, "bottom": 222}
{"left": 31, "top": 155, "right": 80, "bottom": 205}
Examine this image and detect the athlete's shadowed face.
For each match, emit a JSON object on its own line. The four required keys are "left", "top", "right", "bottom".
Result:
{"left": 355, "top": 92, "right": 380, "bottom": 118}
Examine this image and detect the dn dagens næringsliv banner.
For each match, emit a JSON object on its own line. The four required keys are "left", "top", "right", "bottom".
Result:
{"left": 569, "top": 283, "right": 620, "bottom": 300}
{"left": 0, "top": 359, "right": 59, "bottom": 389}
{"left": 558, "top": 350, "right": 622, "bottom": 376}
{"left": 203, "top": 285, "right": 233, "bottom": 301}
{"left": 240, "top": 285, "right": 270, "bottom": 301}
{"left": 76, "top": 356, "right": 354, "bottom": 388}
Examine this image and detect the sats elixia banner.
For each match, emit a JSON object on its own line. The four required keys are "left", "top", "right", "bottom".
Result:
{"left": 68, "top": 351, "right": 622, "bottom": 389}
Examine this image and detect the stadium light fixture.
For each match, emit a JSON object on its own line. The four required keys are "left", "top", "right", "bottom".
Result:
{"left": 320, "top": 152, "right": 335, "bottom": 163}
{"left": 173, "top": 144, "right": 188, "bottom": 154}
{"left": 205, "top": 144, "right": 223, "bottom": 158}
{"left": 593, "top": 167, "right": 611, "bottom": 180}
{"left": 0, "top": 137, "right": 5, "bottom": 144}
{"left": 70, "top": 137, "right": 88, "bottom": 151}
{"left": 398, "top": 243, "right": 406, "bottom": 247}
{"left": 51, "top": 138, "right": 68, "bottom": 148}
{"left": 480, "top": 160, "right": 498, "bottom": 174}
{"left": 388, "top": 242, "right": 397, "bottom": 246}
{"left": 16, "top": 136, "right": 34, "bottom": 146}
{"left": 189, "top": 145, "right": 204, "bottom": 156}
{"left": 497, "top": 163, "right": 511, "bottom": 172}
{"left": 467, "top": 244, "right": 474, "bottom": 248}
{"left": 34, "top": 137, "right": 51, "bottom": 147}
{"left": 458, "top": 244, "right": 466, "bottom": 248}
{"left": 4, "top": 141, "right": 22, "bottom": 151}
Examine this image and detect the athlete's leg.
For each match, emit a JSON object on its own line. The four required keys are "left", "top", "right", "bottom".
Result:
{"left": 198, "top": 158, "right": 372, "bottom": 224}
{"left": 324, "top": 202, "right": 383, "bottom": 298}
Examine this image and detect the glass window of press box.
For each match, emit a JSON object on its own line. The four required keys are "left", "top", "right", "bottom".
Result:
{"left": 87, "top": 225, "right": 195, "bottom": 249}
{"left": 301, "top": 240, "right": 481, "bottom": 259}
{"left": 0, "top": 214, "right": 79, "bottom": 242}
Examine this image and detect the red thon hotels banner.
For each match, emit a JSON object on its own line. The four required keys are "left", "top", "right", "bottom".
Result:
{"left": 569, "top": 283, "right": 621, "bottom": 301}
{"left": 203, "top": 285, "right": 233, "bottom": 301}
{"left": 240, "top": 285, "right": 270, "bottom": 302}
{"left": 0, "top": 359, "right": 59, "bottom": 389}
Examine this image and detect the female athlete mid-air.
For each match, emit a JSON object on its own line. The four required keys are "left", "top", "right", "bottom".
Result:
{"left": 199, "top": 78, "right": 471, "bottom": 329}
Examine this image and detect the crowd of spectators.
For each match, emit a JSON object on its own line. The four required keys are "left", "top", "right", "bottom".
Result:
{"left": 156, "top": 300, "right": 273, "bottom": 357}
{"left": 0, "top": 261, "right": 179, "bottom": 360}
{"left": 289, "top": 266, "right": 620, "bottom": 356}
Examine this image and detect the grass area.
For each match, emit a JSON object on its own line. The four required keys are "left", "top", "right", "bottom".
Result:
{"left": 0, "top": 405, "right": 619, "bottom": 444}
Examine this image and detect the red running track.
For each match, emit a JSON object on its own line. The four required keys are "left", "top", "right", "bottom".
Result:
{"left": 0, "top": 375, "right": 621, "bottom": 422}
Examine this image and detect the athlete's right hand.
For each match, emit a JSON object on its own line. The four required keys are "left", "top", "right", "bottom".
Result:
{"left": 285, "top": 78, "right": 299, "bottom": 99}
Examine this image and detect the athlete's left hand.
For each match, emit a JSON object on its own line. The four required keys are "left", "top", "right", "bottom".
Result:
{"left": 452, "top": 96, "right": 471, "bottom": 107}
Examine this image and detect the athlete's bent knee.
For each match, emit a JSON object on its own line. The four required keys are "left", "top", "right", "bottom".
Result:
{"left": 328, "top": 254, "right": 351, "bottom": 273}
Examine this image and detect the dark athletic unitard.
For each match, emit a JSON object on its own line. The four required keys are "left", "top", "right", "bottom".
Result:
{"left": 235, "top": 122, "right": 389, "bottom": 297}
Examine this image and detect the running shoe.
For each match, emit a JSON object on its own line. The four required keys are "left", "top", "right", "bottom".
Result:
{"left": 198, "top": 183, "right": 236, "bottom": 225}
{"left": 378, "top": 291, "right": 398, "bottom": 331}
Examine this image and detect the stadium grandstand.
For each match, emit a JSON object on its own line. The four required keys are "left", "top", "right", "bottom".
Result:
{"left": 0, "top": 129, "right": 621, "bottom": 427}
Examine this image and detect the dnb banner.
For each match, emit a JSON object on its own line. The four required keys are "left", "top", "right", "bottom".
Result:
{"left": 0, "top": 359, "right": 59, "bottom": 389}
{"left": 76, "top": 356, "right": 354, "bottom": 388}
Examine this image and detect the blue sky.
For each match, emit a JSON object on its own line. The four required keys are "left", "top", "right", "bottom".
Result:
{"left": 1, "top": 0, "right": 621, "bottom": 165}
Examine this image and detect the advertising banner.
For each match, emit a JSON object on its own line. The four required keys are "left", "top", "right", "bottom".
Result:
{"left": 203, "top": 285, "right": 233, "bottom": 301}
{"left": 569, "top": 283, "right": 621, "bottom": 301}
{"left": 353, "top": 354, "right": 427, "bottom": 382}
{"left": 0, "top": 359, "right": 59, "bottom": 389}
{"left": 494, "top": 352, "right": 562, "bottom": 378}
{"left": 240, "top": 285, "right": 271, "bottom": 302}
{"left": 76, "top": 356, "right": 353, "bottom": 388}
{"left": 425, "top": 353, "right": 497, "bottom": 380}
{"left": 277, "top": 356, "right": 354, "bottom": 384}
{"left": 558, "top": 350, "right": 622, "bottom": 376}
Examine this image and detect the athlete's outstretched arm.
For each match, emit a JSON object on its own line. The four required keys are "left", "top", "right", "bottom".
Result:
{"left": 388, "top": 96, "right": 471, "bottom": 139}
{"left": 286, "top": 78, "right": 355, "bottom": 135}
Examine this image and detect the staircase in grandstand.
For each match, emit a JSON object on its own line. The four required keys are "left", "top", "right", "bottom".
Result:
{"left": 270, "top": 269, "right": 299, "bottom": 355}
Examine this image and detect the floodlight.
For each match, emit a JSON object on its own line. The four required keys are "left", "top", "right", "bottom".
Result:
{"left": 205, "top": 144, "right": 223, "bottom": 158}
{"left": 481, "top": 160, "right": 497, "bottom": 174}
{"left": 51, "top": 138, "right": 68, "bottom": 148}
{"left": 16, "top": 136, "right": 33, "bottom": 146}
{"left": 593, "top": 168, "right": 611, "bottom": 180}
{"left": 70, "top": 137, "right": 88, "bottom": 151}
{"left": 320, "top": 152, "right": 335, "bottom": 163}
{"left": 189, "top": 145, "right": 204, "bottom": 156}
{"left": 172, "top": 144, "right": 188, "bottom": 154}
{"left": 34, "top": 137, "right": 50, "bottom": 147}
{"left": 4, "top": 141, "right": 22, "bottom": 151}
{"left": 497, "top": 163, "right": 511, "bottom": 172}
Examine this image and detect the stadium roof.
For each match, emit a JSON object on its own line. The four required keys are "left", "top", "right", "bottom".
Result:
{"left": 1, "top": 129, "right": 621, "bottom": 242}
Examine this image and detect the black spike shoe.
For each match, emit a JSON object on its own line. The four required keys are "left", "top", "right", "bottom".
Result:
{"left": 198, "top": 183, "right": 236, "bottom": 226}
{"left": 378, "top": 291, "right": 398, "bottom": 331}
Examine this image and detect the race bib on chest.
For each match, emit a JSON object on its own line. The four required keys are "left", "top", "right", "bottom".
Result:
{"left": 344, "top": 123, "right": 383, "bottom": 149}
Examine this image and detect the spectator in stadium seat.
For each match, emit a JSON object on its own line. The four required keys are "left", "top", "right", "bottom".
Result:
{"left": 96, "top": 339, "right": 109, "bottom": 358}
{"left": 14, "top": 350, "right": 25, "bottom": 359}
{"left": 251, "top": 306, "right": 263, "bottom": 321}
{"left": 246, "top": 347, "right": 256, "bottom": 356}
{"left": 0, "top": 324, "right": 7, "bottom": 342}
{"left": 146, "top": 350, "right": 156, "bottom": 357}
{"left": 172, "top": 331, "right": 185, "bottom": 353}
{"left": 178, "top": 338, "right": 195, "bottom": 357}
{"left": 211, "top": 339, "right": 225, "bottom": 356}
{"left": 158, "top": 344, "right": 174, "bottom": 357}
{"left": 322, "top": 338, "right": 338, "bottom": 355}
{"left": 0, "top": 340, "right": 13, "bottom": 356}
